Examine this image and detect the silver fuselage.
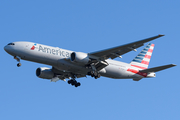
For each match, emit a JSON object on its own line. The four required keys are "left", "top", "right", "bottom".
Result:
{"left": 4, "top": 41, "right": 151, "bottom": 80}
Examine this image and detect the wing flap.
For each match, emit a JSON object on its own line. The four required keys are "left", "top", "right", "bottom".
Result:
{"left": 139, "top": 64, "right": 176, "bottom": 73}
{"left": 95, "top": 61, "right": 109, "bottom": 71}
{"left": 52, "top": 67, "right": 86, "bottom": 79}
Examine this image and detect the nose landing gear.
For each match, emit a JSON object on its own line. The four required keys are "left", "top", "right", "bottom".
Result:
{"left": 14, "top": 56, "right": 21, "bottom": 67}
{"left": 17, "top": 63, "right": 21, "bottom": 67}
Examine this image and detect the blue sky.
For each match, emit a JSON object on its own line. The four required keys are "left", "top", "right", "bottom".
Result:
{"left": 1, "top": 0, "right": 180, "bottom": 120}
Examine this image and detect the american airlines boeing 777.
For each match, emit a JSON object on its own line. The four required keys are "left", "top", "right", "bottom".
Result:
{"left": 4, "top": 35, "right": 176, "bottom": 87}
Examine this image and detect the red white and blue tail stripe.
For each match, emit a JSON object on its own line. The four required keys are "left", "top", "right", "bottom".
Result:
{"left": 130, "top": 43, "right": 155, "bottom": 70}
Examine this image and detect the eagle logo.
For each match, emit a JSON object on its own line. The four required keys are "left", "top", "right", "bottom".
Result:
{"left": 31, "top": 44, "right": 37, "bottom": 50}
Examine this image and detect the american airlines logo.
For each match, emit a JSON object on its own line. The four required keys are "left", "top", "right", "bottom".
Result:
{"left": 38, "top": 45, "right": 70, "bottom": 58}
{"left": 31, "top": 44, "right": 37, "bottom": 50}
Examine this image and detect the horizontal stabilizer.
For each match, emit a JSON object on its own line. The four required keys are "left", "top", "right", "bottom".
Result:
{"left": 139, "top": 64, "right": 176, "bottom": 73}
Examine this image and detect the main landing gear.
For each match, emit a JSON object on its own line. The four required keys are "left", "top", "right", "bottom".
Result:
{"left": 88, "top": 71, "right": 101, "bottom": 79}
{"left": 68, "top": 79, "right": 81, "bottom": 87}
{"left": 86, "top": 64, "right": 101, "bottom": 79}
{"left": 14, "top": 56, "right": 21, "bottom": 67}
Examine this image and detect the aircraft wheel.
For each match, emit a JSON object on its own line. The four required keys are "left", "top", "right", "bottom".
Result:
{"left": 94, "top": 71, "right": 98, "bottom": 76}
{"left": 77, "top": 82, "right": 81, "bottom": 86}
{"left": 71, "top": 80, "right": 76, "bottom": 85}
{"left": 90, "top": 71, "right": 94, "bottom": 75}
{"left": 97, "top": 74, "right": 101, "bottom": 78}
{"left": 68, "top": 80, "right": 71, "bottom": 84}
{"left": 75, "top": 82, "right": 81, "bottom": 87}
{"left": 17, "top": 63, "right": 21, "bottom": 67}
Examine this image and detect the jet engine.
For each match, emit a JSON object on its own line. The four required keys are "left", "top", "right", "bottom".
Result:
{"left": 36, "top": 67, "right": 54, "bottom": 79}
{"left": 70, "top": 52, "right": 90, "bottom": 64}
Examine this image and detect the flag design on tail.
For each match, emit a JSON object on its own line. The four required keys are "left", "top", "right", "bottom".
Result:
{"left": 130, "top": 43, "right": 155, "bottom": 70}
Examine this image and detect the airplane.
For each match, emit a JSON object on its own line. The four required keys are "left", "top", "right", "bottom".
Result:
{"left": 4, "top": 34, "right": 176, "bottom": 87}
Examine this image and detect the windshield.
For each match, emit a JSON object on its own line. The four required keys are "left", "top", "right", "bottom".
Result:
{"left": 8, "top": 43, "right": 15, "bottom": 45}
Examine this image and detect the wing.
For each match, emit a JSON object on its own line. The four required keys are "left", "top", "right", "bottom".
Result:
{"left": 51, "top": 66, "right": 86, "bottom": 82}
{"left": 89, "top": 34, "right": 164, "bottom": 60}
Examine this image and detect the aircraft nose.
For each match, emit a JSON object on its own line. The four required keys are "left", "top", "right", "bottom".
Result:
{"left": 4, "top": 43, "right": 18, "bottom": 56}
{"left": 4, "top": 45, "right": 9, "bottom": 52}
{"left": 4, "top": 45, "right": 13, "bottom": 54}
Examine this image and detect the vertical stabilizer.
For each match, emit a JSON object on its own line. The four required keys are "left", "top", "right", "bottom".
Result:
{"left": 130, "top": 43, "right": 154, "bottom": 70}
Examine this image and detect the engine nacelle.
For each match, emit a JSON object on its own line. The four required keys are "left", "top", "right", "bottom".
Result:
{"left": 70, "top": 52, "right": 90, "bottom": 64}
{"left": 36, "top": 67, "right": 54, "bottom": 79}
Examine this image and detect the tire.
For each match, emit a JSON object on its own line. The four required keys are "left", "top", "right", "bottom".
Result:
{"left": 97, "top": 74, "right": 101, "bottom": 78}
{"left": 71, "top": 82, "right": 75, "bottom": 85}
{"left": 68, "top": 80, "right": 71, "bottom": 84}
{"left": 77, "top": 82, "right": 81, "bottom": 86}
{"left": 94, "top": 71, "right": 98, "bottom": 76}
{"left": 17, "top": 63, "right": 21, "bottom": 67}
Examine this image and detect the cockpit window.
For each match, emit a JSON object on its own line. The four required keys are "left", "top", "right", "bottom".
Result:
{"left": 8, "top": 43, "right": 15, "bottom": 45}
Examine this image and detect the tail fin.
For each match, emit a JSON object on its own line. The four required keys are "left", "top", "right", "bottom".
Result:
{"left": 130, "top": 43, "right": 155, "bottom": 70}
